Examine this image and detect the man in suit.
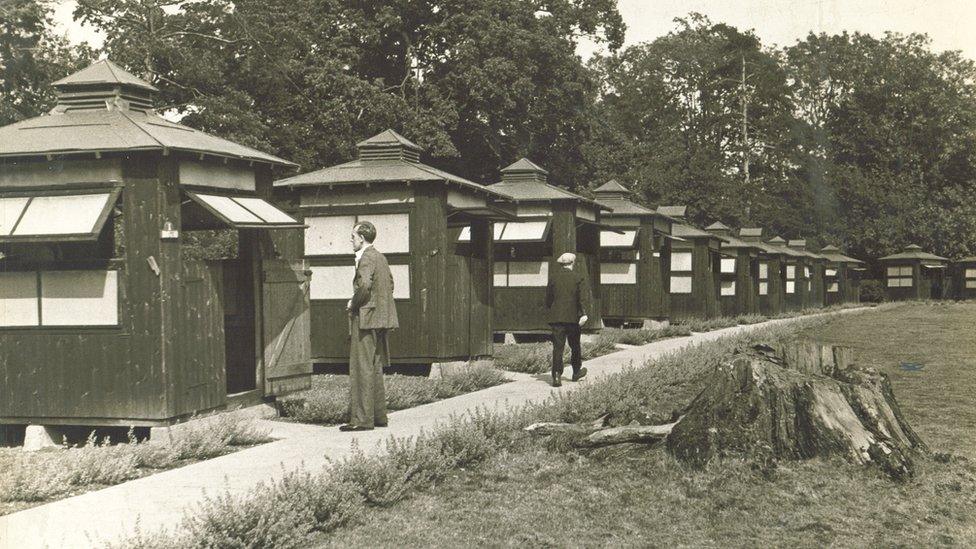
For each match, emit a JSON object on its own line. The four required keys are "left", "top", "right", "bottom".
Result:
{"left": 341, "top": 221, "right": 399, "bottom": 431}
{"left": 545, "top": 252, "right": 592, "bottom": 387}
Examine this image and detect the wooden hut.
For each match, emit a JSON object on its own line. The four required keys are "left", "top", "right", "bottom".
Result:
{"left": 0, "top": 60, "right": 311, "bottom": 429}
{"left": 660, "top": 207, "right": 725, "bottom": 320}
{"left": 766, "top": 236, "right": 808, "bottom": 310}
{"left": 486, "top": 159, "right": 608, "bottom": 335}
{"left": 951, "top": 257, "right": 976, "bottom": 300}
{"left": 591, "top": 181, "right": 673, "bottom": 327}
{"left": 879, "top": 245, "right": 949, "bottom": 301}
{"left": 737, "top": 227, "right": 787, "bottom": 315}
{"left": 820, "top": 245, "right": 865, "bottom": 304}
{"left": 274, "top": 130, "right": 515, "bottom": 367}
{"left": 789, "top": 239, "right": 827, "bottom": 308}
{"left": 705, "top": 222, "right": 761, "bottom": 317}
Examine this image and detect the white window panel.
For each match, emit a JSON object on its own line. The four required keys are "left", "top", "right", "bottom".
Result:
{"left": 828, "top": 282, "right": 839, "bottom": 292}
{"left": 507, "top": 261, "right": 548, "bottom": 287}
{"left": 40, "top": 270, "right": 118, "bottom": 326}
{"left": 232, "top": 197, "right": 299, "bottom": 224}
{"left": 720, "top": 258, "right": 736, "bottom": 273}
{"left": 310, "top": 265, "right": 355, "bottom": 299}
{"left": 825, "top": 268, "right": 837, "bottom": 277}
{"left": 390, "top": 264, "right": 411, "bottom": 299}
{"left": 967, "top": 280, "right": 976, "bottom": 288}
{"left": 305, "top": 215, "right": 357, "bottom": 255}
{"left": 786, "top": 265, "right": 796, "bottom": 279}
{"left": 0, "top": 197, "right": 29, "bottom": 236}
{"left": 720, "top": 280, "right": 736, "bottom": 296}
{"left": 671, "top": 252, "right": 693, "bottom": 272}
{"left": 457, "top": 226, "right": 472, "bottom": 242}
{"left": 887, "top": 266, "right": 912, "bottom": 277}
{"left": 966, "top": 268, "right": 976, "bottom": 279}
{"left": 670, "top": 276, "right": 692, "bottom": 294}
{"left": 786, "top": 281, "right": 796, "bottom": 294}
{"left": 900, "top": 266, "right": 913, "bottom": 276}
{"left": 193, "top": 194, "right": 263, "bottom": 224}
{"left": 886, "top": 266, "right": 899, "bottom": 277}
{"left": 493, "top": 223, "right": 506, "bottom": 240}
{"left": 13, "top": 193, "right": 112, "bottom": 236}
{"left": 0, "top": 271, "right": 39, "bottom": 327}
{"left": 758, "top": 263, "right": 769, "bottom": 279}
{"left": 601, "top": 263, "right": 637, "bottom": 284}
{"left": 803, "top": 267, "right": 810, "bottom": 278}
{"left": 498, "top": 221, "right": 548, "bottom": 242}
{"left": 600, "top": 230, "right": 638, "bottom": 248}
{"left": 758, "top": 282, "right": 769, "bottom": 296}
{"left": 493, "top": 261, "right": 508, "bottom": 287}
{"left": 366, "top": 213, "right": 410, "bottom": 253}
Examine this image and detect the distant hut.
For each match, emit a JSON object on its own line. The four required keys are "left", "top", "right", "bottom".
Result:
{"left": 661, "top": 207, "right": 726, "bottom": 320}
{"left": 789, "top": 239, "right": 827, "bottom": 308}
{"left": 274, "top": 130, "right": 515, "bottom": 367}
{"left": 486, "top": 159, "right": 608, "bottom": 336}
{"left": 0, "top": 60, "right": 310, "bottom": 431}
{"left": 705, "top": 222, "right": 761, "bottom": 317}
{"left": 592, "top": 180, "right": 673, "bottom": 328}
{"left": 766, "top": 236, "right": 808, "bottom": 310}
{"left": 820, "top": 245, "right": 865, "bottom": 304}
{"left": 738, "top": 227, "right": 787, "bottom": 315}
{"left": 951, "top": 257, "right": 976, "bottom": 300}
{"left": 879, "top": 245, "right": 949, "bottom": 301}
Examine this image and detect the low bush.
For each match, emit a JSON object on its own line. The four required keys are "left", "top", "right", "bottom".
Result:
{"left": 280, "top": 363, "right": 508, "bottom": 425}
{"left": 860, "top": 279, "right": 887, "bottom": 303}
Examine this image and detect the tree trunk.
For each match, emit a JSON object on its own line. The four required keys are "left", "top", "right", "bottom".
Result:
{"left": 666, "top": 343, "right": 926, "bottom": 480}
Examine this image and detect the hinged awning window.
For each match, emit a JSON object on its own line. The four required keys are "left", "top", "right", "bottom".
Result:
{"left": 187, "top": 192, "right": 302, "bottom": 229}
{"left": 0, "top": 188, "right": 121, "bottom": 243}
{"left": 600, "top": 229, "right": 639, "bottom": 248}
{"left": 494, "top": 220, "right": 551, "bottom": 242}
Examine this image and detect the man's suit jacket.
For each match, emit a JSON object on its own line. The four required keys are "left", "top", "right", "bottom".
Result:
{"left": 351, "top": 246, "right": 399, "bottom": 330}
{"left": 545, "top": 264, "right": 592, "bottom": 324}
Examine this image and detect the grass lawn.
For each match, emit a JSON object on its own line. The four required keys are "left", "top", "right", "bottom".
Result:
{"left": 315, "top": 302, "right": 976, "bottom": 548}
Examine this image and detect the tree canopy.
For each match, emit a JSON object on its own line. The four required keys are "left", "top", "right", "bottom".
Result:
{"left": 7, "top": 3, "right": 976, "bottom": 260}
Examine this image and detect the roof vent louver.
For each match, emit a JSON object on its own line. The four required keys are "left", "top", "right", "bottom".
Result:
{"left": 357, "top": 129, "right": 423, "bottom": 164}
{"left": 51, "top": 59, "right": 156, "bottom": 114}
{"left": 500, "top": 158, "right": 548, "bottom": 184}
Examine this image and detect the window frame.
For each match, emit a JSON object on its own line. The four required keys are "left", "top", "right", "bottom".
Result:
{"left": 0, "top": 186, "right": 122, "bottom": 244}
{"left": 0, "top": 268, "right": 122, "bottom": 329}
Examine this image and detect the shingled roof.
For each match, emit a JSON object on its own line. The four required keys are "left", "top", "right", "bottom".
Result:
{"left": 820, "top": 245, "right": 865, "bottom": 265}
{"left": 275, "top": 129, "right": 509, "bottom": 200}
{"left": 485, "top": 158, "right": 607, "bottom": 210}
{"left": 592, "top": 180, "right": 667, "bottom": 217}
{"left": 0, "top": 59, "right": 294, "bottom": 167}
{"left": 879, "top": 244, "right": 948, "bottom": 262}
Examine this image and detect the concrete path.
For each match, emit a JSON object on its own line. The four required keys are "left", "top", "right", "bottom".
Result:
{"left": 0, "top": 309, "right": 867, "bottom": 549}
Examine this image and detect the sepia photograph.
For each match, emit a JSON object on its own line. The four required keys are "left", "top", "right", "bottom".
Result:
{"left": 0, "top": 0, "right": 974, "bottom": 547}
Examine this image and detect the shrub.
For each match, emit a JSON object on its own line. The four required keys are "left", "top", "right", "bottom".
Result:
{"left": 860, "top": 279, "right": 887, "bottom": 303}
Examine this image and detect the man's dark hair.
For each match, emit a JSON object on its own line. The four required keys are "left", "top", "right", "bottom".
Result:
{"left": 354, "top": 221, "right": 377, "bottom": 243}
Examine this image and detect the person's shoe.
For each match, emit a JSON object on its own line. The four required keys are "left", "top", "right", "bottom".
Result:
{"left": 339, "top": 424, "right": 373, "bottom": 432}
{"left": 375, "top": 422, "right": 388, "bottom": 428}
{"left": 571, "top": 367, "right": 588, "bottom": 382}
{"left": 552, "top": 376, "right": 562, "bottom": 387}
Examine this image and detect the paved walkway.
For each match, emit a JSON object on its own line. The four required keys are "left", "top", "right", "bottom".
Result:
{"left": 0, "top": 309, "right": 867, "bottom": 548}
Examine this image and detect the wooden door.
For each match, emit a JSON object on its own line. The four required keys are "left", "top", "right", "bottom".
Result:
{"left": 262, "top": 259, "right": 312, "bottom": 396}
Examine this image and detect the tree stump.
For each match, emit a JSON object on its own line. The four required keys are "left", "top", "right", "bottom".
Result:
{"left": 666, "top": 342, "right": 926, "bottom": 480}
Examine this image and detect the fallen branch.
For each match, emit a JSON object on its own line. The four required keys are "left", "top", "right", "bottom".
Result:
{"left": 579, "top": 422, "right": 677, "bottom": 447}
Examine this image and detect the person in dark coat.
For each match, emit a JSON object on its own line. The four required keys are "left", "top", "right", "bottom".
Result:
{"left": 545, "top": 252, "right": 592, "bottom": 387}
{"left": 341, "top": 221, "right": 399, "bottom": 431}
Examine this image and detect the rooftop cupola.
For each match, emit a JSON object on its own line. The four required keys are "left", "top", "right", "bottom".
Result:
{"left": 657, "top": 205, "right": 687, "bottom": 220}
{"left": 738, "top": 227, "right": 764, "bottom": 242}
{"left": 821, "top": 244, "right": 840, "bottom": 252}
{"left": 768, "top": 236, "right": 787, "bottom": 244}
{"left": 904, "top": 244, "right": 923, "bottom": 252}
{"left": 356, "top": 129, "right": 422, "bottom": 163}
{"left": 705, "top": 221, "right": 732, "bottom": 237}
{"left": 593, "top": 179, "right": 631, "bottom": 199}
{"left": 500, "top": 158, "right": 548, "bottom": 184}
{"left": 50, "top": 59, "right": 157, "bottom": 113}
{"left": 788, "top": 239, "right": 808, "bottom": 250}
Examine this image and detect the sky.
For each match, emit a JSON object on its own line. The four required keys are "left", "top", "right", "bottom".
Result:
{"left": 53, "top": 0, "right": 976, "bottom": 60}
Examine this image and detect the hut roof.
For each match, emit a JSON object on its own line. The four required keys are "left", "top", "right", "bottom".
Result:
{"left": 955, "top": 256, "right": 976, "bottom": 263}
{"left": 593, "top": 180, "right": 670, "bottom": 219}
{"left": 657, "top": 205, "right": 687, "bottom": 218}
{"left": 275, "top": 130, "right": 510, "bottom": 200}
{"left": 765, "top": 236, "right": 805, "bottom": 258}
{"left": 52, "top": 59, "right": 158, "bottom": 92}
{"left": 787, "top": 239, "right": 826, "bottom": 261}
{"left": 738, "top": 227, "right": 764, "bottom": 238}
{"left": 820, "top": 245, "right": 865, "bottom": 265}
{"left": 673, "top": 223, "right": 729, "bottom": 242}
{"left": 486, "top": 158, "right": 607, "bottom": 210}
{"left": 878, "top": 244, "right": 948, "bottom": 262}
{"left": 0, "top": 60, "right": 294, "bottom": 167}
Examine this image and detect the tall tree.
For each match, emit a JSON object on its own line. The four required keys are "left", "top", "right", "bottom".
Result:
{"left": 0, "top": 0, "right": 91, "bottom": 126}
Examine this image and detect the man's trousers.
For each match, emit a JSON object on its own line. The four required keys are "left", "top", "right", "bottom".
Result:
{"left": 550, "top": 322, "right": 582, "bottom": 379}
{"left": 349, "top": 316, "right": 389, "bottom": 428}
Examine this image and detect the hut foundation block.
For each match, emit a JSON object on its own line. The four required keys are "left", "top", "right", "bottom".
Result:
{"left": 23, "top": 425, "right": 63, "bottom": 452}
{"left": 642, "top": 318, "right": 670, "bottom": 330}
